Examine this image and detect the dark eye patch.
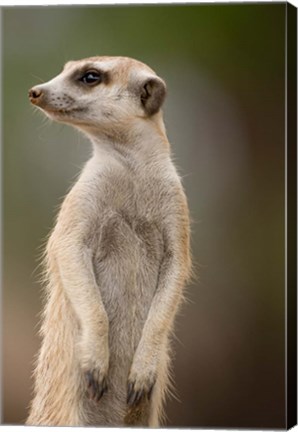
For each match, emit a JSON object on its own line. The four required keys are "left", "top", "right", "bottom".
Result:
{"left": 79, "top": 70, "right": 102, "bottom": 86}
{"left": 69, "top": 64, "right": 110, "bottom": 88}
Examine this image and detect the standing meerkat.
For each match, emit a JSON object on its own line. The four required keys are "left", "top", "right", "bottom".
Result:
{"left": 27, "top": 56, "right": 191, "bottom": 427}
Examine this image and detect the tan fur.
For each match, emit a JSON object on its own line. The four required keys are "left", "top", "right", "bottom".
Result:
{"left": 27, "top": 56, "right": 191, "bottom": 427}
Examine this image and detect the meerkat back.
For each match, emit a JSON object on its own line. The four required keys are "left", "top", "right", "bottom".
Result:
{"left": 27, "top": 56, "right": 191, "bottom": 427}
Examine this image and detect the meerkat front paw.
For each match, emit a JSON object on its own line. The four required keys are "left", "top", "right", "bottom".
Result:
{"left": 85, "top": 369, "right": 108, "bottom": 402}
{"left": 127, "top": 361, "right": 156, "bottom": 406}
{"left": 79, "top": 333, "right": 109, "bottom": 402}
{"left": 127, "top": 377, "right": 155, "bottom": 407}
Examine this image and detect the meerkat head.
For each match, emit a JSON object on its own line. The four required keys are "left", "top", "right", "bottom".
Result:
{"left": 28, "top": 56, "right": 167, "bottom": 139}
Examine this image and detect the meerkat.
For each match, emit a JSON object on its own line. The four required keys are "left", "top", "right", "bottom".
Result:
{"left": 27, "top": 56, "right": 191, "bottom": 427}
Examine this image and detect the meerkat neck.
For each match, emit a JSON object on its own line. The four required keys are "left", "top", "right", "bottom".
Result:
{"left": 84, "top": 116, "right": 170, "bottom": 162}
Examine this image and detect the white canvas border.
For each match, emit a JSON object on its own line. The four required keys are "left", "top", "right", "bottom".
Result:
{"left": 0, "top": 1, "right": 296, "bottom": 432}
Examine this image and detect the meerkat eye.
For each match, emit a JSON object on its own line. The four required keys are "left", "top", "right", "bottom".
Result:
{"left": 79, "top": 70, "right": 102, "bottom": 86}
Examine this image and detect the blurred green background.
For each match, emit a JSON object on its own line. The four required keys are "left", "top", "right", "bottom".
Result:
{"left": 2, "top": 4, "right": 286, "bottom": 428}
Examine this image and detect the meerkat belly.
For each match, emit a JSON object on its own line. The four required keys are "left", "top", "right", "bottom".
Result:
{"left": 93, "top": 212, "right": 163, "bottom": 353}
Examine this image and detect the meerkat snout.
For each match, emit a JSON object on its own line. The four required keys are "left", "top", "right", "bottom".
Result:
{"left": 28, "top": 87, "right": 43, "bottom": 104}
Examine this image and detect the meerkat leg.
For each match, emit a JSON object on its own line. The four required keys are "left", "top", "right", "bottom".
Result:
{"left": 26, "top": 281, "right": 86, "bottom": 426}
{"left": 125, "top": 333, "right": 171, "bottom": 427}
{"left": 52, "top": 236, "right": 110, "bottom": 402}
{"left": 148, "top": 340, "right": 171, "bottom": 427}
{"left": 127, "top": 218, "right": 190, "bottom": 423}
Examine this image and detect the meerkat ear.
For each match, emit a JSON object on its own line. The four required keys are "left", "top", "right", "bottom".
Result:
{"left": 140, "top": 77, "right": 167, "bottom": 116}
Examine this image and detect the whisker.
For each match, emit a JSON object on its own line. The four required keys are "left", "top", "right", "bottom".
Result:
{"left": 30, "top": 73, "right": 45, "bottom": 84}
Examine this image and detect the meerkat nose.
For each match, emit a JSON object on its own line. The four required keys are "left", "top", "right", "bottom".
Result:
{"left": 28, "top": 87, "right": 43, "bottom": 104}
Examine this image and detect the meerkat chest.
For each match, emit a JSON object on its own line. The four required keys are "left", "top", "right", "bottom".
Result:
{"left": 95, "top": 176, "right": 170, "bottom": 252}
{"left": 52, "top": 157, "right": 179, "bottom": 262}
{"left": 89, "top": 162, "right": 178, "bottom": 262}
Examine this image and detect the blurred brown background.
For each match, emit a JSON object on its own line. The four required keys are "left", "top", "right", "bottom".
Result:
{"left": 2, "top": 4, "right": 286, "bottom": 428}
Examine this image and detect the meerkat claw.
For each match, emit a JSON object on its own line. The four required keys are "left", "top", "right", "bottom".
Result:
{"left": 135, "top": 390, "right": 144, "bottom": 406}
{"left": 127, "top": 383, "right": 135, "bottom": 405}
{"left": 127, "top": 381, "right": 154, "bottom": 406}
{"left": 86, "top": 371, "right": 93, "bottom": 388}
{"left": 127, "top": 381, "right": 140, "bottom": 406}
